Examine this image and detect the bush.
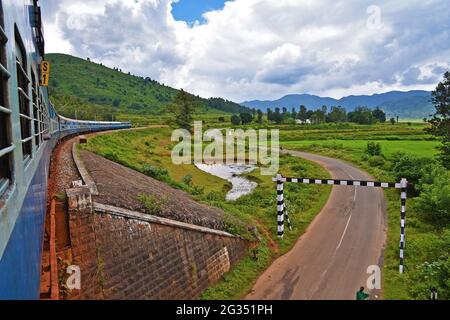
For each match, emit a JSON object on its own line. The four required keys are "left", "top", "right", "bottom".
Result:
{"left": 368, "top": 155, "right": 385, "bottom": 167}
{"left": 112, "top": 99, "right": 121, "bottom": 107}
{"left": 408, "top": 230, "right": 450, "bottom": 299}
{"left": 366, "top": 141, "right": 382, "bottom": 156}
{"left": 137, "top": 194, "right": 167, "bottom": 216}
{"left": 390, "top": 153, "right": 431, "bottom": 193}
{"left": 231, "top": 115, "right": 241, "bottom": 126}
{"left": 182, "top": 173, "right": 193, "bottom": 186}
{"left": 142, "top": 164, "right": 169, "bottom": 180}
{"left": 190, "top": 185, "right": 204, "bottom": 196}
{"left": 415, "top": 165, "right": 450, "bottom": 224}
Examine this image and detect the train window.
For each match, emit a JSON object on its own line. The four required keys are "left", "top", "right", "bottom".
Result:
{"left": 0, "top": 1, "right": 13, "bottom": 195}
{"left": 39, "top": 93, "right": 43, "bottom": 141}
{"left": 15, "top": 26, "right": 32, "bottom": 163}
{"left": 31, "top": 71, "right": 40, "bottom": 148}
{"left": 42, "top": 96, "right": 49, "bottom": 134}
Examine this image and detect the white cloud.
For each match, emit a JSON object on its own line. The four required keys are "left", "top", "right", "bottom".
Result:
{"left": 41, "top": 0, "right": 450, "bottom": 101}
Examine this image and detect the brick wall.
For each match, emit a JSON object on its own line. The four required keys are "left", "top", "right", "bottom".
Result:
{"left": 65, "top": 187, "right": 249, "bottom": 300}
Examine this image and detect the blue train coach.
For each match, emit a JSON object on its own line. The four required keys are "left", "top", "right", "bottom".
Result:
{"left": 0, "top": 0, "right": 131, "bottom": 299}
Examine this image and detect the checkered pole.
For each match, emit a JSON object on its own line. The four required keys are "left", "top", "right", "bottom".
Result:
{"left": 276, "top": 174, "right": 285, "bottom": 238}
{"left": 399, "top": 178, "right": 408, "bottom": 274}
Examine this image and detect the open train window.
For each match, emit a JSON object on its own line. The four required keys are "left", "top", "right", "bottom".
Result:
{"left": 15, "top": 26, "right": 32, "bottom": 163}
{"left": 0, "top": 1, "right": 13, "bottom": 195}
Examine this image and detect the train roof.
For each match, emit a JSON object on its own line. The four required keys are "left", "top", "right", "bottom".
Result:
{"left": 58, "top": 115, "right": 131, "bottom": 125}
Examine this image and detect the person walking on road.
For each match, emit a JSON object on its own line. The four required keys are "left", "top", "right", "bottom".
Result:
{"left": 356, "top": 287, "right": 370, "bottom": 300}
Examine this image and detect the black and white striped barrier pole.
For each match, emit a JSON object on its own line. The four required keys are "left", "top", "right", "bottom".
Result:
{"left": 273, "top": 174, "right": 408, "bottom": 273}
{"left": 399, "top": 178, "right": 408, "bottom": 274}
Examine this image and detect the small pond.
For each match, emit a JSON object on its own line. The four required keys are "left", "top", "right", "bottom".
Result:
{"left": 195, "top": 163, "right": 258, "bottom": 201}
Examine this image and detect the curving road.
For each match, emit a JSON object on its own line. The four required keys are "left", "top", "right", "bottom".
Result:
{"left": 246, "top": 150, "right": 387, "bottom": 300}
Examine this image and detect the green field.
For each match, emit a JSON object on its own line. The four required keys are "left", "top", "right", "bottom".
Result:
{"left": 282, "top": 140, "right": 439, "bottom": 158}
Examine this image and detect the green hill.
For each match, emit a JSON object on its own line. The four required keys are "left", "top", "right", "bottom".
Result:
{"left": 46, "top": 53, "right": 248, "bottom": 120}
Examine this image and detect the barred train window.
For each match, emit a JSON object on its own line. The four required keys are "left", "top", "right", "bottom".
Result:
{"left": 0, "top": 1, "right": 13, "bottom": 194}
{"left": 31, "top": 72, "right": 40, "bottom": 148}
{"left": 15, "top": 27, "right": 32, "bottom": 162}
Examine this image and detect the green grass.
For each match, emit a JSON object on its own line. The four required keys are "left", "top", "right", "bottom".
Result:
{"left": 81, "top": 127, "right": 331, "bottom": 299}
{"left": 282, "top": 140, "right": 439, "bottom": 158}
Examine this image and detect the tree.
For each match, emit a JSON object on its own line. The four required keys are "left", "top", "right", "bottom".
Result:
{"left": 273, "top": 108, "right": 283, "bottom": 124}
{"left": 267, "top": 108, "right": 273, "bottom": 121}
{"left": 297, "top": 105, "right": 307, "bottom": 121}
{"left": 372, "top": 108, "right": 386, "bottom": 123}
{"left": 311, "top": 110, "right": 326, "bottom": 124}
{"left": 348, "top": 107, "right": 375, "bottom": 125}
{"left": 327, "top": 106, "right": 347, "bottom": 123}
{"left": 257, "top": 110, "right": 263, "bottom": 124}
{"left": 240, "top": 112, "right": 253, "bottom": 125}
{"left": 390, "top": 117, "right": 396, "bottom": 125}
{"left": 167, "top": 89, "right": 198, "bottom": 131}
{"left": 366, "top": 142, "right": 382, "bottom": 156}
{"left": 427, "top": 71, "right": 450, "bottom": 168}
{"left": 291, "top": 107, "right": 297, "bottom": 120}
{"left": 231, "top": 114, "right": 241, "bottom": 125}
{"left": 112, "top": 99, "right": 121, "bottom": 107}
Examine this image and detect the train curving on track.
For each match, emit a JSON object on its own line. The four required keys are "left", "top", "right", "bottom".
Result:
{"left": 0, "top": 0, "right": 131, "bottom": 299}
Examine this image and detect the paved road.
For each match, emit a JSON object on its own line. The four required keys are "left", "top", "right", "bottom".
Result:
{"left": 246, "top": 150, "right": 387, "bottom": 300}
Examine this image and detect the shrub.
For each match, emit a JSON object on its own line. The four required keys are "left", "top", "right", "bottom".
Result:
{"left": 415, "top": 165, "right": 450, "bottom": 224}
{"left": 191, "top": 185, "right": 204, "bottom": 196}
{"left": 390, "top": 153, "right": 431, "bottom": 193}
{"left": 366, "top": 141, "right": 382, "bottom": 156}
{"left": 182, "top": 173, "right": 193, "bottom": 186}
{"left": 137, "top": 194, "right": 167, "bottom": 216}
{"left": 142, "top": 164, "right": 169, "bottom": 180}
{"left": 112, "top": 99, "right": 121, "bottom": 107}
{"left": 408, "top": 230, "right": 450, "bottom": 299}
{"left": 368, "top": 155, "right": 385, "bottom": 167}
{"left": 231, "top": 115, "right": 241, "bottom": 126}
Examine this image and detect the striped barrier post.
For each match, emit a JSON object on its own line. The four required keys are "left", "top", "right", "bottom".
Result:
{"left": 273, "top": 175, "right": 409, "bottom": 273}
{"left": 276, "top": 174, "right": 285, "bottom": 238}
{"left": 399, "top": 178, "right": 408, "bottom": 274}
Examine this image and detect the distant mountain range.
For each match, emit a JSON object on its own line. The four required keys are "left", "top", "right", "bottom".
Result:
{"left": 242, "top": 90, "right": 435, "bottom": 119}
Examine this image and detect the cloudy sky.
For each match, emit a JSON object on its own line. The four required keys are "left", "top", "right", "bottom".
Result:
{"left": 40, "top": 0, "right": 450, "bottom": 102}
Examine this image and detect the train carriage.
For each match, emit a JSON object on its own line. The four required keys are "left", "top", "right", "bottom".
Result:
{"left": 0, "top": 0, "right": 131, "bottom": 299}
